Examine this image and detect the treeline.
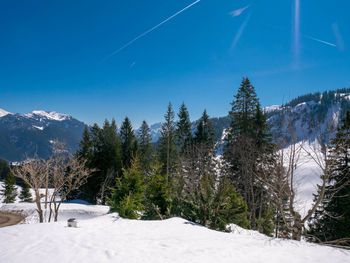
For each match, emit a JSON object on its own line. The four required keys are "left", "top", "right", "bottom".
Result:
{"left": 70, "top": 77, "right": 272, "bottom": 234}
{"left": 1, "top": 77, "right": 349, "bottom": 244}
{"left": 68, "top": 77, "right": 350, "bottom": 243}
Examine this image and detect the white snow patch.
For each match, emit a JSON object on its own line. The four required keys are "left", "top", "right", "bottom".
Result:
{"left": 25, "top": 110, "right": 70, "bottom": 121}
{"left": 263, "top": 105, "right": 281, "bottom": 113}
{"left": 32, "top": 125, "right": 44, "bottom": 130}
{"left": 0, "top": 108, "right": 12, "bottom": 117}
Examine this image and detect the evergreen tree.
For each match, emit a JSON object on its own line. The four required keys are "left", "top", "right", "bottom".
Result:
{"left": 211, "top": 178, "right": 250, "bottom": 231}
{"left": 158, "top": 103, "right": 178, "bottom": 177}
{"left": 107, "top": 155, "right": 145, "bottom": 219}
{"left": 223, "top": 77, "right": 275, "bottom": 232}
{"left": 194, "top": 109, "right": 215, "bottom": 146}
{"left": 308, "top": 111, "right": 350, "bottom": 245}
{"left": 77, "top": 125, "right": 93, "bottom": 160}
{"left": 1, "top": 172, "right": 17, "bottom": 203}
{"left": 0, "top": 158, "right": 10, "bottom": 180}
{"left": 143, "top": 162, "right": 172, "bottom": 219}
{"left": 78, "top": 119, "right": 122, "bottom": 204}
{"left": 176, "top": 102, "right": 192, "bottom": 152}
{"left": 19, "top": 181, "right": 32, "bottom": 202}
{"left": 120, "top": 117, "right": 137, "bottom": 169}
{"left": 138, "top": 120, "right": 153, "bottom": 175}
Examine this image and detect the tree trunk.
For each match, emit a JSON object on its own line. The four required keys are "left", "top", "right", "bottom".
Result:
{"left": 292, "top": 214, "right": 302, "bottom": 241}
{"left": 34, "top": 191, "right": 44, "bottom": 223}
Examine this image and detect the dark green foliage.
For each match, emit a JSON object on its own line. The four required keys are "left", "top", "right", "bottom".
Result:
{"left": 171, "top": 109, "right": 250, "bottom": 231}
{"left": 194, "top": 109, "right": 215, "bottom": 146}
{"left": 78, "top": 119, "right": 122, "bottom": 204}
{"left": 223, "top": 77, "right": 275, "bottom": 233}
{"left": 176, "top": 102, "right": 192, "bottom": 152}
{"left": 143, "top": 162, "right": 172, "bottom": 219}
{"left": 0, "top": 159, "right": 10, "bottom": 180}
{"left": 120, "top": 117, "right": 138, "bottom": 169}
{"left": 108, "top": 155, "right": 145, "bottom": 219}
{"left": 256, "top": 207, "right": 274, "bottom": 237}
{"left": 308, "top": 111, "right": 350, "bottom": 245}
{"left": 158, "top": 103, "right": 178, "bottom": 177}
{"left": 1, "top": 172, "right": 17, "bottom": 203}
{"left": 211, "top": 179, "right": 250, "bottom": 231}
{"left": 138, "top": 121, "right": 153, "bottom": 175}
{"left": 19, "top": 181, "right": 32, "bottom": 202}
{"left": 77, "top": 125, "right": 93, "bottom": 160}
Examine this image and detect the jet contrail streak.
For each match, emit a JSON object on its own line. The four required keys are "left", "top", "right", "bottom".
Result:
{"left": 306, "top": 36, "right": 337, "bottom": 47}
{"left": 293, "top": 0, "right": 300, "bottom": 68}
{"left": 104, "top": 0, "right": 201, "bottom": 61}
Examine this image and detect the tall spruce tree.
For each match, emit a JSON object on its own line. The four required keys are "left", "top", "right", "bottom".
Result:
{"left": 120, "top": 117, "right": 138, "bottom": 169}
{"left": 194, "top": 109, "right": 215, "bottom": 146}
{"left": 77, "top": 125, "right": 93, "bottom": 160}
{"left": 308, "top": 111, "right": 350, "bottom": 245}
{"left": 176, "top": 102, "right": 192, "bottom": 153}
{"left": 158, "top": 103, "right": 178, "bottom": 177}
{"left": 223, "top": 77, "right": 274, "bottom": 232}
{"left": 1, "top": 172, "right": 17, "bottom": 203}
{"left": 138, "top": 120, "right": 153, "bottom": 175}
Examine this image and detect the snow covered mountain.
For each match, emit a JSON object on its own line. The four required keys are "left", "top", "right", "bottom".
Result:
{"left": 148, "top": 89, "right": 350, "bottom": 145}
{"left": 0, "top": 109, "right": 85, "bottom": 162}
{"left": 0, "top": 108, "right": 12, "bottom": 118}
{"left": 1, "top": 88, "right": 349, "bottom": 162}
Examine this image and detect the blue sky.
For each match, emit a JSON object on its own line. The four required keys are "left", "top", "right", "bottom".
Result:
{"left": 1, "top": 0, "right": 349, "bottom": 127}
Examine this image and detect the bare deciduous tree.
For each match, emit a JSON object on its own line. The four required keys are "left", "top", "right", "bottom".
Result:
{"left": 11, "top": 157, "right": 51, "bottom": 223}
{"left": 255, "top": 106, "right": 337, "bottom": 240}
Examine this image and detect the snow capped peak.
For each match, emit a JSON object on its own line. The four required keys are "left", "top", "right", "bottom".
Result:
{"left": 0, "top": 108, "right": 12, "bottom": 117}
{"left": 25, "top": 110, "right": 70, "bottom": 121}
{"left": 263, "top": 105, "right": 281, "bottom": 113}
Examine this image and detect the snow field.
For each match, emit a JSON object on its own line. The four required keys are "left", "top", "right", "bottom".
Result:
{"left": 1, "top": 213, "right": 349, "bottom": 263}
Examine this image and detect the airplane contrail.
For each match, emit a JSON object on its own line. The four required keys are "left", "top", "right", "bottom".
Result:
{"left": 306, "top": 35, "right": 337, "bottom": 47}
{"left": 103, "top": 0, "right": 201, "bottom": 61}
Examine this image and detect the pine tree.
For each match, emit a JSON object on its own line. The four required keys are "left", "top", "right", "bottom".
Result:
{"left": 107, "top": 155, "right": 145, "bottom": 219}
{"left": 194, "top": 109, "right": 215, "bottom": 146}
{"left": 158, "top": 103, "right": 178, "bottom": 177}
{"left": 77, "top": 125, "right": 93, "bottom": 160}
{"left": 223, "top": 77, "right": 275, "bottom": 232}
{"left": 143, "top": 162, "right": 172, "bottom": 219}
{"left": 176, "top": 102, "right": 192, "bottom": 153}
{"left": 78, "top": 119, "right": 122, "bottom": 204}
{"left": 1, "top": 172, "right": 17, "bottom": 203}
{"left": 19, "top": 181, "right": 32, "bottom": 202}
{"left": 212, "top": 177, "right": 250, "bottom": 231}
{"left": 120, "top": 117, "right": 137, "bottom": 169}
{"left": 138, "top": 120, "right": 153, "bottom": 175}
{"left": 308, "top": 111, "right": 350, "bottom": 245}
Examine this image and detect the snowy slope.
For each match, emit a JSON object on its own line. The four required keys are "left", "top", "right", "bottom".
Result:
{"left": 0, "top": 212, "right": 349, "bottom": 263}
{"left": 0, "top": 108, "right": 12, "bottom": 117}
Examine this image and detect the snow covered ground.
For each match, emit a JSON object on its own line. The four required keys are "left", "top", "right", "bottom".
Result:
{"left": 1, "top": 210, "right": 349, "bottom": 263}
{"left": 0, "top": 202, "right": 109, "bottom": 223}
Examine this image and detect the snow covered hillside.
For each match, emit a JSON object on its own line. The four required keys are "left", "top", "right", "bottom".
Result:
{"left": 1, "top": 211, "right": 349, "bottom": 263}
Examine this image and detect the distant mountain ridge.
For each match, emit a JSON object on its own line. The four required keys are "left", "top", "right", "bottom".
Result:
{"left": 0, "top": 109, "right": 85, "bottom": 162}
{"left": 1, "top": 88, "right": 350, "bottom": 162}
{"left": 148, "top": 88, "right": 350, "bottom": 144}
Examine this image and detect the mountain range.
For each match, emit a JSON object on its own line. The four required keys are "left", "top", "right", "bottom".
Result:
{"left": 0, "top": 110, "right": 85, "bottom": 162}
{"left": 1, "top": 88, "right": 350, "bottom": 162}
